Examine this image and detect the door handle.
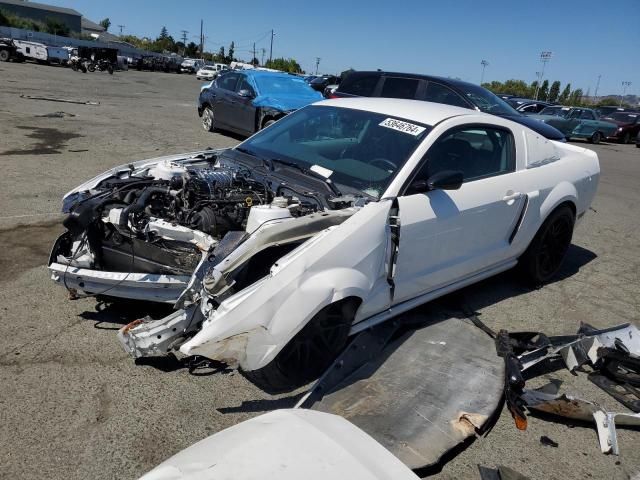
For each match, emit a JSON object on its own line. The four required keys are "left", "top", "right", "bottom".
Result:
{"left": 503, "top": 191, "right": 523, "bottom": 203}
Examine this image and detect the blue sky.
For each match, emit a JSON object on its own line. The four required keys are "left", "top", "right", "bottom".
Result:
{"left": 45, "top": 0, "right": 638, "bottom": 96}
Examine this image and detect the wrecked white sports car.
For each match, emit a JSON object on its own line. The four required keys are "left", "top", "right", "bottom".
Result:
{"left": 50, "top": 98, "right": 600, "bottom": 390}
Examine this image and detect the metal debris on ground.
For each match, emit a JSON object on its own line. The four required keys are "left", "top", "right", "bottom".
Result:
{"left": 478, "top": 464, "right": 531, "bottom": 480}
{"left": 20, "top": 94, "right": 99, "bottom": 105}
{"left": 522, "top": 385, "right": 640, "bottom": 455}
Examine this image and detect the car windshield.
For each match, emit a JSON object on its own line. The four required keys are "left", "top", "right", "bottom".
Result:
{"left": 238, "top": 105, "right": 431, "bottom": 199}
{"left": 539, "top": 106, "right": 570, "bottom": 117}
{"left": 606, "top": 112, "right": 638, "bottom": 122}
{"left": 254, "top": 75, "right": 317, "bottom": 96}
{"left": 311, "top": 77, "right": 329, "bottom": 85}
{"left": 455, "top": 83, "right": 518, "bottom": 115}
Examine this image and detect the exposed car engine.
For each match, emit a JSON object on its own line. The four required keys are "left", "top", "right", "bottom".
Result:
{"left": 52, "top": 157, "right": 321, "bottom": 281}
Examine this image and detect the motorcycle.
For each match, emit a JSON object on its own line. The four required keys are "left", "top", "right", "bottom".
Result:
{"left": 87, "top": 59, "right": 114, "bottom": 74}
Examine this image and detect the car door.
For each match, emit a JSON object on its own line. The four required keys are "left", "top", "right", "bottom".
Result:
{"left": 392, "top": 124, "right": 524, "bottom": 304}
{"left": 234, "top": 75, "right": 258, "bottom": 134}
{"left": 214, "top": 72, "right": 241, "bottom": 129}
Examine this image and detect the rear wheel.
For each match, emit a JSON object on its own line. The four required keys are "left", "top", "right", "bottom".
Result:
{"left": 243, "top": 299, "right": 357, "bottom": 393}
{"left": 107, "top": 65, "right": 114, "bottom": 75}
{"left": 589, "top": 131, "right": 602, "bottom": 144}
{"left": 519, "top": 205, "right": 575, "bottom": 285}
{"left": 201, "top": 106, "right": 215, "bottom": 132}
{"left": 0, "top": 49, "right": 9, "bottom": 62}
{"left": 87, "top": 63, "right": 95, "bottom": 72}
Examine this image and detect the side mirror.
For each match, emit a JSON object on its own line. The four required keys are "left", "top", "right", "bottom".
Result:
{"left": 427, "top": 170, "right": 463, "bottom": 190}
{"left": 408, "top": 170, "right": 463, "bottom": 193}
{"left": 238, "top": 89, "right": 255, "bottom": 98}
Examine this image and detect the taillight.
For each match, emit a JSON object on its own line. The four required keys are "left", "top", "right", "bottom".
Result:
{"left": 329, "top": 93, "right": 339, "bottom": 99}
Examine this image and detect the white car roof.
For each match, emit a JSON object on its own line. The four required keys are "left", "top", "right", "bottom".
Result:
{"left": 316, "top": 97, "right": 478, "bottom": 126}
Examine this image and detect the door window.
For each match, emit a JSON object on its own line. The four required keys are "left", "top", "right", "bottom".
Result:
{"left": 217, "top": 73, "right": 240, "bottom": 91}
{"left": 579, "top": 110, "right": 595, "bottom": 120}
{"left": 237, "top": 77, "right": 255, "bottom": 96}
{"left": 339, "top": 75, "right": 379, "bottom": 96}
{"left": 423, "top": 82, "right": 468, "bottom": 108}
{"left": 410, "top": 126, "right": 515, "bottom": 187}
{"left": 380, "top": 77, "right": 420, "bottom": 99}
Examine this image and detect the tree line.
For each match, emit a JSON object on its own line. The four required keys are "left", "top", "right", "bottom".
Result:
{"left": 0, "top": 8, "right": 74, "bottom": 37}
{"left": 482, "top": 79, "right": 585, "bottom": 105}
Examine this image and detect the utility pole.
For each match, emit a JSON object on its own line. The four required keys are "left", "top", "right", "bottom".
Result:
{"left": 534, "top": 51, "right": 552, "bottom": 100}
{"left": 269, "top": 29, "right": 275, "bottom": 64}
{"left": 315, "top": 57, "right": 321, "bottom": 75}
{"left": 261, "top": 48, "right": 266, "bottom": 66}
{"left": 480, "top": 59, "right": 489, "bottom": 85}
{"left": 199, "top": 19, "right": 204, "bottom": 59}
{"left": 181, "top": 30, "right": 188, "bottom": 56}
{"left": 117, "top": 25, "right": 125, "bottom": 36}
{"left": 594, "top": 74, "right": 601, "bottom": 100}
{"left": 620, "top": 81, "right": 631, "bottom": 107}
{"left": 253, "top": 42, "right": 256, "bottom": 65}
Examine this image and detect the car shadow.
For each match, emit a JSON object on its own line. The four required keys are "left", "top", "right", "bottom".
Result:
{"left": 434, "top": 243, "right": 597, "bottom": 317}
{"left": 78, "top": 297, "right": 174, "bottom": 330}
{"left": 217, "top": 391, "right": 307, "bottom": 414}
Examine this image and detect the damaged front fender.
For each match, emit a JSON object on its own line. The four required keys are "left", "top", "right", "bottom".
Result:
{"left": 178, "top": 200, "right": 394, "bottom": 371}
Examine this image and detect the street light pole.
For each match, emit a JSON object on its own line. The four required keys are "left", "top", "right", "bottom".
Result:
{"left": 480, "top": 59, "right": 488, "bottom": 85}
{"left": 269, "top": 29, "right": 274, "bottom": 64}
{"left": 315, "top": 57, "right": 321, "bottom": 75}
{"left": 534, "top": 51, "right": 552, "bottom": 100}
{"left": 620, "top": 81, "right": 631, "bottom": 107}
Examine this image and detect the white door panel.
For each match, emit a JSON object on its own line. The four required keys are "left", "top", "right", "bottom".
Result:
{"left": 393, "top": 173, "right": 524, "bottom": 304}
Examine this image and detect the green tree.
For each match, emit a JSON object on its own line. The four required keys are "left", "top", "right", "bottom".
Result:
{"left": 251, "top": 57, "right": 259, "bottom": 66}
{"left": 568, "top": 88, "right": 583, "bottom": 106}
{"left": 99, "top": 17, "right": 110, "bottom": 31}
{"left": 537, "top": 80, "right": 549, "bottom": 101}
{"left": 159, "top": 26, "right": 169, "bottom": 39}
{"left": 264, "top": 57, "right": 303, "bottom": 73}
{"left": 44, "top": 17, "right": 70, "bottom": 36}
{"left": 558, "top": 84, "right": 571, "bottom": 104}
{"left": 548, "top": 81, "right": 561, "bottom": 103}
{"left": 217, "top": 46, "right": 225, "bottom": 62}
{"left": 185, "top": 42, "right": 198, "bottom": 57}
{"left": 227, "top": 41, "right": 235, "bottom": 63}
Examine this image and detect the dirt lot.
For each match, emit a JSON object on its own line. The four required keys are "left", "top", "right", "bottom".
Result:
{"left": 0, "top": 62, "right": 638, "bottom": 480}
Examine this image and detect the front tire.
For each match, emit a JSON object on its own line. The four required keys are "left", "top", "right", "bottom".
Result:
{"left": 243, "top": 299, "right": 356, "bottom": 393}
{"left": 589, "top": 131, "right": 602, "bottom": 144}
{"left": 519, "top": 205, "right": 575, "bottom": 285}
{"left": 261, "top": 118, "right": 276, "bottom": 130}
{"left": 201, "top": 106, "right": 215, "bottom": 132}
{"left": 0, "top": 50, "right": 9, "bottom": 62}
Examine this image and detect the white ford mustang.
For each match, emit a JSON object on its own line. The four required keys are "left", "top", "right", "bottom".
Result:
{"left": 49, "top": 98, "right": 600, "bottom": 390}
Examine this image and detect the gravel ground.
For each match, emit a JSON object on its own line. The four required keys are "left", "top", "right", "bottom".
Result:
{"left": 0, "top": 62, "right": 638, "bottom": 480}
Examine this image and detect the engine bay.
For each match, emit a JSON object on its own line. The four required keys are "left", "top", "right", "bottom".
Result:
{"left": 50, "top": 151, "right": 359, "bottom": 289}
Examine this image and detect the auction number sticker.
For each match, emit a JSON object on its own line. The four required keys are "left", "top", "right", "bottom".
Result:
{"left": 379, "top": 118, "right": 426, "bottom": 136}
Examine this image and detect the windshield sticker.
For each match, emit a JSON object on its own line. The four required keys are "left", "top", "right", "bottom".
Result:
{"left": 310, "top": 164, "right": 333, "bottom": 178}
{"left": 379, "top": 118, "right": 426, "bottom": 136}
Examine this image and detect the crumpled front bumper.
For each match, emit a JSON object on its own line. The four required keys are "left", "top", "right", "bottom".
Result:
{"left": 49, "top": 262, "right": 190, "bottom": 303}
